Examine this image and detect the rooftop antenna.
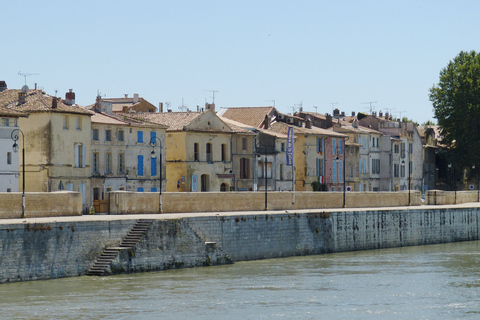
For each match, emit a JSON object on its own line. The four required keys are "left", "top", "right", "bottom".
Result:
{"left": 361, "top": 101, "right": 377, "bottom": 114}
{"left": 178, "top": 98, "right": 188, "bottom": 111}
{"left": 265, "top": 100, "right": 275, "bottom": 108}
{"left": 331, "top": 102, "right": 338, "bottom": 112}
{"left": 293, "top": 100, "right": 302, "bottom": 114}
{"left": 205, "top": 89, "right": 219, "bottom": 104}
{"left": 397, "top": 110, "right": 407, "bottom": 120}
{"left": 18, "top": 71, "right": 39, "bottom": 86}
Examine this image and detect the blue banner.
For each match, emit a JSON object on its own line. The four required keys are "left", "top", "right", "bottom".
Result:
{"left": 286, "top": 126, "right": 294, "bottom": 166}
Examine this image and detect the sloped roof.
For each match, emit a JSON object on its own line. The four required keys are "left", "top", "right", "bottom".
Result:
{"left": 269, "top": 121, "right": 346, "bottom": 138}
{"left": 91, "top": 112, "right": 129, "bottom": 125}
{"left": 217, "top": 106, "right": 275, "bottom": 128}
{"left": 0, "top": 106, "right": 28, "bottom": 117}
{"left": 299, "top": 111, "right": 327, "bottom": 120}
{"left": 219, "top": 117, "right": 256, "bottom": 134}
{"left": 0, "top": 89, "right": 93, "bottom": 115}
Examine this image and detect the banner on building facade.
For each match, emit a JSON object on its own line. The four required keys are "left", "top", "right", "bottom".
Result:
{"left": 286, "top": 126, "right": 294, "bottom": 166}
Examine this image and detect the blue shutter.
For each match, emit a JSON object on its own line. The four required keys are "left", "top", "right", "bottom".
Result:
{"left": 137, "top": 187, "right": 144, "bottom": 192}
{"left": 151, "top": 157, "right": 157, "bottom": 176}
{"left": 333, "top": 161, "right": 337, "bottom": 183}
{"left": 316, "top": 158, "right": 319, "bottom": 176}
{"left": 339, "top": 139, "right": 343, "bottom": 154}
{"left": 332, "top": 138, "right": 336, "bottom": 154}
{"left": 151, "top": 187, "right": 157, "bottom": 192}
{"left": 150, "top": 131, "right": 156, "bottom": 144}
{"left": 339, "top": 161, "right": 343, "bottom": 183}
{"left": 137, "top": 131, "right": 143, "bottom": 143}
{"left": 359, "top": 159, "right": 362, "bottom": 174}
{"left": 137, "top": 155, "right": 144, "bottom": 176}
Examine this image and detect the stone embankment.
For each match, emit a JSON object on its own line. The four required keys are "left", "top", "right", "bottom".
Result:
{"left": 0, "top": 204, "right": 479, "bottom": 283}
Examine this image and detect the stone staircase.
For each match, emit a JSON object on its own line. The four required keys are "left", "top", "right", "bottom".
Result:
{"left": 86, "top": 219, "right": 154, "bottom": 276}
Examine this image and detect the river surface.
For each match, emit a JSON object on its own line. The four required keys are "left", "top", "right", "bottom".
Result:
{"left": 2, "top": 241, "right": 480, "bottom": 319}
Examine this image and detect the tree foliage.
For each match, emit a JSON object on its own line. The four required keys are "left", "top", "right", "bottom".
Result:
{"left": 429, "top": 50, "right": 480, "bottom": 167}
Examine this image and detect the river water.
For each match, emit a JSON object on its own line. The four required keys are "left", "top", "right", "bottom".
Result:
{"left": 2, "top": 241, "right": 480, "bottom": 320}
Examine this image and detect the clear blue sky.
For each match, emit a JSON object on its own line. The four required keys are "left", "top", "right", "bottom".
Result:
{"left": 2, "top": 0, "right": 479, "bottom": 124}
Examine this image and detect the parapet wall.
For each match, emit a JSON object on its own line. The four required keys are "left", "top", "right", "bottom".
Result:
{"left": 108, "top": 190, "right": 423, "bottom": 214}
{"left": 0, "top": 191, "right": 82, "bottom": 218}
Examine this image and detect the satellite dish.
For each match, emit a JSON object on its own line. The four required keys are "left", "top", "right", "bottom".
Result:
{"left": 21, "top": 85, "right": 29, "bottom": 93}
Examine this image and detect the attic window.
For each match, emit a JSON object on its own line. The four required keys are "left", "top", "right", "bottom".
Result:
{"left": 207, "top": 121, "right": 211, "bottom": 126}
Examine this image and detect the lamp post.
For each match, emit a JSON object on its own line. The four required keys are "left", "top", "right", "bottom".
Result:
{"left": 256, "top": 142, "right": 268, "bottom": 210}
{"left": 11, "top": 129, "right": 25, "bottom": 218}
{"left": 150, "top": 136, "right": 163, "bottom": 213}
{"left": 401, "top": 150, "right": 411, "bottom": 206}
{"left": 473, "top": 164, "right": 479, "bottom": 202}
{"left": 335, "top": 142, "right": 347, "bottom": 208}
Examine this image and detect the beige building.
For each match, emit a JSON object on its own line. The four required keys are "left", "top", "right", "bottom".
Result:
{"left": 131, "top": 110, "right": 235, "bottom": 192}
{"left": 0, "top": 88, "right": 93, "bottom": 212}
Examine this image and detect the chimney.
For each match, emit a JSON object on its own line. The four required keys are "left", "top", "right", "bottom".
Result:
{"left": 333, "top": 108, "right": 340, "bottom": 117}
{"left": 158, "top": 102, "right": 163, "bottom": 113}
{"left": 305, "top": 118, "right": 312, "bottom": 129}
{"left": 34, "top": 83, "right": 37, "bottom": 90}
{"left": 18, "top": 92, "right": 26, "bottom": 104}
{"left": 352, "top": 120, "right": 359, "bottom": 128}
{"left": 52, "top": 97, "right": 58, "bottom": 109}
{"left": 325, "top": 113, "right": 333, "bottom": 128}
{"left": 133, "top": 93, "right": 139, "bottom": 103}
{"left": 205, "top": 102, "right": 215, "bottom": 113}
{"left": 385, "top": 112, "right": 389, "bottom": 120}
{"left": 65, "top": 89, "right": 75, "bottom": 105}
{"left": 379, "top": 110, "right": 383, "bottom": 118}
{"left": 341, "top": 111, "right": 345, "bottom": 117}
{"left": 94, "top": 95, "right": 102, "bottom": 112}
{"left": 0, "top": 81, "right": 6, "bottom": 92}
{"left": 351, "top": 111, "right": 356, "bottom": 117}
{"left": 124, "top": 94, "right": 128, "bottom": 98}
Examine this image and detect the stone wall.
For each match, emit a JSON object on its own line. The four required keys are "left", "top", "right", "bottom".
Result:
{"left": 108, "top": 190, "right": 424, "bottom": 214}
{"left": 0, "top": 191, "right": 82, "bottom": 218}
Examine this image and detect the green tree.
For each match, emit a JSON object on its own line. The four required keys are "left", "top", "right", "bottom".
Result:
{"left": 429, "top": 50, "right": 480, "bottom": 167}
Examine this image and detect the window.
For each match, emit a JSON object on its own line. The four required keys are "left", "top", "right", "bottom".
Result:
{"left": 221, "top": 144, "right": 227, "bottom": 162}
{"left": 363, "top": 158, "right": 366, "bottom": 173}
{"left": 409, "top": 161, "right": 413, "bottom": 175}
{"left": 258, "top": 161, "right": 272, "bottom": 178}
{"left": 118, "top": 153, "right": 125, "bottom": 174}
{"left": 394, "top": 144, "right": 399, "bottom": 153}
{"left": 280, "top": 164, "right": 284, "bottom": 180}
{"left": 317, "top": 137, "right": 323, "bottom": 153}
{"left": 394, "top": 164, "right": 399, "bottom": 177}
{"left": 2, "top": 118, "right": 16, "bottom": 126}
{"left": 7, "top": 152, "right": 12, "bottom": 165}
{"left": 137, "top": 131, "right": 143, "bottom": 143}
{"left": 240, "top": 158, "right": 250, "bottom": 179}
{"left": 74, "top": 143, "right": 85, "bottom": 168}
{"left": 92, "top": 152, "right": 99, "bottom": 173}
{"left": 150, "top": 131, "right": 156, "bottom": 144}
{"left": 281, "top": 143, "right": 285, "bottom": 152}
{"left": 363, "top": 137, "right": 366, "bottom": 149}
{"left": 106, "top": 130, "right": 112, "bottom": 142}
{"left": 92, "top": 129, "right": 99, "bottom": 141}
{"left": 63, "top": 115, "right": 69, "bottom": 129}
{"left": 316, "top": 158, "right": 323, "bottom": 176}
{"left": 401, "top": 143, "right": 405, "bottom": 155}
{"left": 359, "top": 159, "right": 362, "bottom": 174}
{"left": 242, "top": 138, "right": 247, "bottom": 150}
{"left": 151, "top": 156, "right": 157, "bottom": 176}
{"left": 93, "top": 188, "right": 100, "bottom": 201}
{"left": 118, "top": 130, "right": 124, "bottom": 142}
{"left": 206, "top": 143, "right": 212, "bottom": 163}
{"left": 151, "top": 187, "right": 157, "bottom": 192}
{"left": 339, "top": 161, "right": 343, "bottom": 183}
{"left": 409, "top": 143, "right": 413, "bottom": 154}
{"left": 76, "top": 117, "right": 81, "bottom": 130}
{"left": 194, "top": 143, "right": 199, "bottom": 161}
{"left": 332, "top": 161, "right": 337, "bottom": 183}
{"left": 137, "top": 155, "right": 144, "bottom": 176}
{"left": 137, "top": 187, "right": 144, "bottom": 192}
{"left": 105, "top": 152, "right": 112, "bottom": 174}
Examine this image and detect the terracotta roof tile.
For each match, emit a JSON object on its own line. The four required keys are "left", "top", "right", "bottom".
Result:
{"left": 269, "top": 121, "right": 346, "bottom": 138}
{"left": 217, "top": 106, "right": 275, "bottom": 128}
{"left": 219, "top": 117, "right": 256, "bottom": 134}
{"left": 125, "top": 111, "right": 203, "bottom": 131}
{"left": 0, "top": 89, "right": 93, "bottom": 115}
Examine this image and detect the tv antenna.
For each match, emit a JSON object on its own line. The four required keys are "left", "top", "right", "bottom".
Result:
{"left": 397, "top": 110, "right": 407, "bottom": 120}
{"left": 265, "top": 100, "right": 275, "bottom": 108}
{"left": 362, "top": 101, "right": 377, "bottom": 114}
{"left": 205, "top": 89, "right": 219, "bottom": 104}
{"left": 292, "top": 101, "right": 302, "bottom": 114}
{"left": 18, "top": 71, "right": 39, "bottom": 86}
{"left": 331, "top": 102, "right": 338, "bottom": 112}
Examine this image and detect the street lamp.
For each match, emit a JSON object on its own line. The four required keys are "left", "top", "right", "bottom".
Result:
{"left": 150, "top": 136, "right": 163, "bottom": 213}
{"left": 401, "top": 151, "right": 411, "bottom": 206}
{"left": 472, "top": 164, "right": 479, "bottom": 202}
{"left": 11, "top": 129, "right": 25, "bottom": 218}
{"left": 335, "top": 140, "right": 347, "bottom": 208}
{"left": 256, "top": 142, "right": 268, "bottom": 210}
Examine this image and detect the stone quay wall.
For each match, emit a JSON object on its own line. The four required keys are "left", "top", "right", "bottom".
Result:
{"left": 0, "top": 206, "right": 479, "bottom": 283}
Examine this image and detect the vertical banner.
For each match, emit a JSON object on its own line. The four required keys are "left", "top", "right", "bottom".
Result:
{"left": 286, "top": 126, "right": 294, "bottom": 166}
